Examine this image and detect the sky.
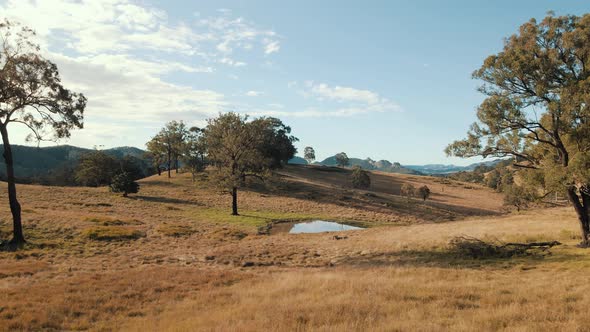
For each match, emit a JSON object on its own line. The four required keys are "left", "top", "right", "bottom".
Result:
{"left": 1, "top": 0, "right": 589, "bottom": 165}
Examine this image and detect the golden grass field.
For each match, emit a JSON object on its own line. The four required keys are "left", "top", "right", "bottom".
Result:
{"left": 0, "top": 165, "right": 588, "bottom": 331}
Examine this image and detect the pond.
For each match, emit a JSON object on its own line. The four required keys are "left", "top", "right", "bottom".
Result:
{"left": 272, "top": 220, "right": 364, "bottom": 234}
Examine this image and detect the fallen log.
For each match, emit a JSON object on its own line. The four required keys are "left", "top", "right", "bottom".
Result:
{"left": 449, "top": 236, "right": 561, "bottom": 258}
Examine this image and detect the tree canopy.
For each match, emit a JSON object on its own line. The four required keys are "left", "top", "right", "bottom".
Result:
{"left": 351, "top": 166, "right": 371, "bottom": 189}
{"left": 203, "top": 112, "right": 268, "bottom": 215}
{"left": 304, "top": 146, "right": 316, "bottom": 164}
{"left": 335, "top": 152, "right": 349, "bottom": 167}
{"left": 146, "top": 121, "right": 188, "bottom": 178}
{"left": 445, "top": 14, "right": 590, "bottom": 245}
{"left": 252, "top": 117, "right": 298, "bottom": 169}
{"left": 0, "top": 20, "right": 86, "bottom": 245}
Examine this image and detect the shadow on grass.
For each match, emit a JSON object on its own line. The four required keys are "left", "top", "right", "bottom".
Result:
{"left": 337, "top": 246, "right": 587, "bottom": 270}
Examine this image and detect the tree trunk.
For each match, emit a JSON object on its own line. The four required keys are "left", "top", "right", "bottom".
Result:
{"left": 0, "top": 125, "right": 25, "bottom": 246}
{"left": 167, "top": 150, "right": 171, "bottom": 179}
{"left": 231, "top": 187, "right": 238, "bottom": 216}
{"left": 567, "top": 187, "right": 590, "bottom": 246}
{"left": 175, "top": 155, "right": 179, "bottom": 174}
{"left": 157, "top": 167, "right": 161, "bottom": 176}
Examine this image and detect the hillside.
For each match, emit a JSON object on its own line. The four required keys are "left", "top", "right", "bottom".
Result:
{"left": 0, "top": 145, "right": 152, "bottom": 183}
{"left": 0, "top": 165, "right": 586, "bottom": 330}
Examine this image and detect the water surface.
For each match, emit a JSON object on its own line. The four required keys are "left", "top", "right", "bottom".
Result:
{"left": 273, "top": 220, "right": 364, "bottom": 234}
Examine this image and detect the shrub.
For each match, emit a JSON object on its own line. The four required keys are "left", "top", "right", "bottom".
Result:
{"left": 503, "top": 185, "right": 534, "bottom": 211}
{"left": 110, "top": 172, "right": 139, "bottom": 197}
{"left": 351, "top": 166, "right": 370, "bottom": 189}
{"left": 418, "top": 185, "right": 431, "bottom": 201}
{"left": 400, "top": 183, "right": 415, "bottom": 200}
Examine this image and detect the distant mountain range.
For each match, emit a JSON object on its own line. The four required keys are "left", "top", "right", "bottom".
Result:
{"left": 288, "top": 155, "right": 420, "bottom": 175}
{"left": 289, "top": 155, "right": 502, "bottom": 175}
{"left": 404, "top": 159, "right": 503, "bottom": 174}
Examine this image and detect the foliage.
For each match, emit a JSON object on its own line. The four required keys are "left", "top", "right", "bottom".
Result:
{"left": 418, "top": 185, "right": 431, "bottom": 201}
{"left": 335, "top": 152, "right": 350, "bottom": 167}
{"left": 503, "top": 185, "right": 534, "bottom": 211}
{"left": 351, "top": 166, "right": 371, "bottom": 189}
{"left": 146, "top": 120, "right": 188, "bottom": 177}
{"left": 400, "top": 183, "right": 415, "bottom": 200}
{"left": 304, "top": 146, "right": 316, "bottom": 164}
{"left": 75, "top": 151, "right": 117, "bottom": 187}
{"left": 181, "top": 126, "right": 206, "bottom": 180}
{"left": 251, "top": 117, "right": 298, "bottom": 169}
{"left": 109, "top": 172, "right": 140, "bottom": 197}
{"left": 445, "top": 14, "right": 590, "bottom": 244}
{"left": 203, "top": 112, "right": 268, "bottom": 215}
{"left": 0, "top": 19, "right": 86, "bottom": 245}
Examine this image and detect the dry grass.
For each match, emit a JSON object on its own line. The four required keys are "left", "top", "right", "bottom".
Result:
{"left": 83, "top": 226, "right": 146, "bottom": 241}
{"left": 0, "top": 166, "right": 585, "bottom": 331}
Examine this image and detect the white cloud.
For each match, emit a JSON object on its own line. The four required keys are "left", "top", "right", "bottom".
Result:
{"left": 245, "top": 90, "right": 263, "bottom": 97}
{"left": 0, "top": 0, "right": 281, "bottom": 147}
{"left": 290, "top": 81, "right": 401, "bottom": 116}
{"left": 219, "top": 57, "right": 246, "bottom": 67}
{"left": 264, "top": 40, "right": 280, "bottom": 54}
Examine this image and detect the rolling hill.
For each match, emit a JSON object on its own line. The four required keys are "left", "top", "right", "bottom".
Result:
{"left": 0, "top": 163, "right": 584, "bottom": 331}
{"left": 0, "top": 145, "right": 152, "bottom": 184}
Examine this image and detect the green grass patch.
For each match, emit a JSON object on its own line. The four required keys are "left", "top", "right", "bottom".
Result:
{"left": 186, "top": 208, "right": 334, "bottom": 228}
{"left": 83, "top": 227, "right": 145, "bottom": 241}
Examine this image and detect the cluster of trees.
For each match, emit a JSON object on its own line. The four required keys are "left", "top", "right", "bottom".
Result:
{"left": 401, "top": 183, "right": 431, "bottom": 202}
{"left": 446, "top": 13, "right": 590, "bottom": 245}
{"left": 146, "top": 113, "right": 298, "bottom": 215}
{"left": 74, "top": 151, "right": 142, "bottom": 196}
{"left": 145, "top": 121, "right": 201, "bottom": 179}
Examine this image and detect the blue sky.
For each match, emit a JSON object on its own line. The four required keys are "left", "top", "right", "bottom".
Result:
{"left": 2, "top": 0, "right": 589, "bottom": 165}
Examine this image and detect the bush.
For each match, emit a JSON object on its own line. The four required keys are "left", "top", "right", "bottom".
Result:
{"left": 400, "top": 183, "right": 415, "bottom": 200}
{"left": 418, "top": 185, "right": 431, "bottom": 201}
{"left": 110, "top": 172, "right": 140, "bottom": 197}
{"left": 351, "top": 166, "right": 370, "bottom": 189}
{"left": 503, "top": 185, "right": 534, "bottom": 211}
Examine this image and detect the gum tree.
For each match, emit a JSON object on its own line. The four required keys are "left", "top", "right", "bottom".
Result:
{"left": 446, "top": 14, "right": 590, "bottom": 246}
{"left": 0, "top": 20, "right": 86, "bottom": 246}
{"left": 203, "top": 113, "right": 267, "bottom": 216}
{"left": 304, "top": 146, "right": 315, "bottom": 164}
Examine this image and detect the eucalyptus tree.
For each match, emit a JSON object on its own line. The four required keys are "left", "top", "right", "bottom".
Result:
{"left": 251, "top": 116, "right": 298, "bottom": 169}
{"left": 203, "top": 113, "right": 268, "bottom": 216}
{"left": 335, "top": 152, "right": 349, "bottom": 167}
{"left": 0, "top": 20, "right": 86, "bottom": 246}
{"left": 182, "top": 126, "right": 206, "bottom": 182}
{"left": 304, "top": 146, "right": 315, "bottom": 164}
{"left": 446, "top": 14, "right": 590, "bottom": 245}
{"left": 146, "top": 121, "right": 187, "bottom": 178}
